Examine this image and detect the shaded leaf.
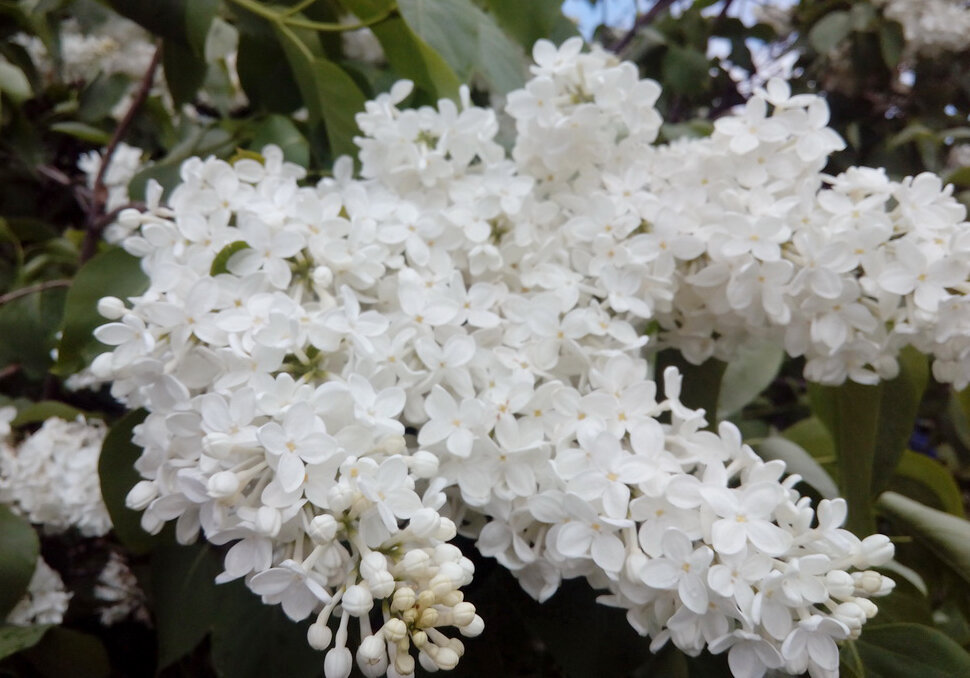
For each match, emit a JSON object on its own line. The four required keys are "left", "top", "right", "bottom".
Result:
{"left": 163, "top": 39, "right": 207, "bottom": 107}
{"left": 0, "top": 59, "right": 32, "bottom": 103}
{"left": 210, "top": 580, "right": 323, "bottom": 678}
{"left": 152, "top": 543, "right": 221, "bottom": 670}
{"left": 878, "top": 20, "right": 904, "bottom": 69}
{"left": 753, "top": 436, "right": 839, "bottom": 499}
{"left": 892, "top": 450, "right": 965, "bottom": 517}
{"left": 11, "top": 401, "right": 88, "bottom": 427}
{"left": 847, "top": 623, "right": 970, "bottom": 677}
{"left": 210, "top": 241, "right": 251, "bottom": 276}
{"left": 20, "top": 627, "right": 109, "bottom": 678}
{"left": 809, "top": 10, "right": 852, "bottom": 54}
{"left": 0, "top": 506, "right": 39, "bottom": 619}
{"left": 398, "top": 0, "right": 525, "bottom": 94}
{"left": 878, "top": 491, "right": 970, "bottom": 588}
{"left": 482, "top": 0, "right": 578, "bottom": 49}
{"left": 54, "top": 247, "right": 148, "bottom": 376}
{"left": 49, "top": 121, "right": 111, "bottom": 145}
{"left": 250, "top": 115, "right": 309, "bottom": 167}
{"left": 0, "top": 625, "right": 51, "bottom": 662}
{"left": 717, "top": 342, "right": 784, "bottom": 418}
{"left": 98, "top": 409, "right": 157, "bottom": 554}
{"left": 275, "top": 27, "right": 366, "bottom": 159}
{"left": 0, "top": 286, "right": 66, "bottom": 380}
{"left": 661, "top": 44, "right": 710, "bottom": 97}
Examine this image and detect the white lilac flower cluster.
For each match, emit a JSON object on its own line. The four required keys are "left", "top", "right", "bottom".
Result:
{"left": 94, "top": 551, "right": 150, "bottom": 626}
{"left": 0, "top": 416, "right": 112, "bottom": 538}
{"left": 5, "top": 557, "right": 72, "bottom": 627}
{"left": 77, "top": 142, "right": 146, "bottom": 214}
{"left": 92, "top": 39, "right": 909, "bottom": 678}
{"left": 876, "top": 0, "right": 970, "bottom": 57}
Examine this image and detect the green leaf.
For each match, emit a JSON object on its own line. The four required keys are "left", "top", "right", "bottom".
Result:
{"left": 210, "top": 580, "right": 323, "bottom": 678}
{"left": 185, "top": 0, "right": 219, "bottom": 56}
{"left": 878, "top": 491, "right": 970, "bottom": 588}
{"left": 782, "top": 416, "right": 836, "bottom": 462}
{"left": 20, "top": 627, "right": 109, "bottom": 678}
{"left": 236, "top": 31, "right": 303, "bottom": 114}
{"left": 106, "top": 0, "right": 191, "bottom": 45}
{"left": 152, "top": 543, "right": 221, "bottom": 670}
{"left": 753, "top": 436, "right": 839, "bottom": 499}
{"left": 847, "top": 623, "right": 970, "bottom": 677}
{"left": 878, "top": 20, "right": 904, "bottom": 69}
{"left": 482, "top": 0, "right": 578, "bottom": 49}
{"left": 275, "top": 26, "right": 366, "bottom": 160}
{"left": 98, "top": 409, "right": 158, "bottom": 554}
{"left": 867, "top": 570, "right": 933, "bottom": 626}
{"left": 809, "top": 10, "right": 852, "bottom": 54}
{"left": 892, "top": 450, "right": 965, "bottom": 517}
{"left": 0, "top": 506, "right": 39, "bottom": 619}
{"left": 661, "top": 44, "right": 711, "bottom": 97}
{"left": 0, "top": 286, "right": 66, "bottom": 380}
{"left": 372, "top": 18, "right": 461, "bottom": 101}
{"left": 717, "top": 342, "right": 784, "bottom": 418}
{"left": 397, "top": 0, "right": 526, "bottom": 94}
{"left": 48, "top": 121, "right": 112, "bottom": 145}
{"left": 0, "top": 625, "right": 51, "bottom": 662}
{"left": 78, "top": 73, "right": 131, "bottom": 123}
{"left": 54, "top": 247, "right": 148, "bottom": 376}
{"left": 250, "top": 115, "right": 309, "bottom": 167}
{"left": 809, "top": 349, "right": 927, "bottom": 536}
{"left": 11, "top": 401, "right": 88, "bottom": 427}
{"left": 0, "top": 59, "right": 32, "bottom": 103}
{"left": 210, "top": 240, "right": 251, "bottom": 277}
{"left": 163, "top": 39, "right": 208, "bottom": 107}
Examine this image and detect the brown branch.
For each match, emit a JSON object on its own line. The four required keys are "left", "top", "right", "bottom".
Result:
{"left": 610, "top": 0, "right": 679, "bottom": 55}
{"left": 80, "top": 40, "right": 162, "bottom": 264}
{"left": 0, "top": 279, "right": 72, "bottom": 307}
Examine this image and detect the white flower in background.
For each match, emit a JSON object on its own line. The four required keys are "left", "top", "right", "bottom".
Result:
{"left": 0, "top": 416, "right": 111, "bottom": 537}
{"left": 77, "top": 142, "right": 145, "bottom": 214}
{"left": 95, "top": 551, "right": 150, "bottom": 626}
{"left": 876, "top": 0, "right": 970, "bottom": 57}
{"left": 5, "top": 557, "right": 71, "bottom": 626}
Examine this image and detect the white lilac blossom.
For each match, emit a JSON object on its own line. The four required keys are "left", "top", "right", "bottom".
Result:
{"left": 875, "top": 0, "right": 970, "bottom": 57}
{"left": 94, "top": 39, "right": 921, "bottom": 678}
{"left": 95, "top": 551, "right": 150, "bottom": 626}
{"left": 5, "top": 557, "right": 72, "bottom": 626}
{"left": 0, "top": 416, "right": 112, "bottom": 537}
{"left": 77, "top": 142, "right": 145, "bottom": 214}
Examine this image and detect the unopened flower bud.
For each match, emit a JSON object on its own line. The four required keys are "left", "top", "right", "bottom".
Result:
{"left": 356, "top": 634, "right": 388, "bottom": 678}
{"left": 459, "top": 615, "right": 484, "bottom": 637}
{"left": 207, "top": 471, "right": 240, "bottom": 499}
{"left": 434, "top": 544, "right": 462, "bottom": 564}
{"left": 418, "top": 607, "right": 439, "bottom": 628}
{"left": 433, "top": 646, "right": 459, "bottom": 671}
{"left": 342, "top": 584, "right": 374, "bottom": 616}
{"left": 391, "top": 587, "right": 416, "bottom": 612}
{"left": 309, "top": 515, "right": 339, "bottom": 543}
{"left": 126, "top": 480, "right": 158, "bottom": 510}
{"left": 308, "top": 622, "right": 333, "bottom": 650}
{"left": 324, "top": 646, "right": 352, "bottom": 678}
{"left": 408, "top": 451, "right": 439, "bottom": 478}
{"left": 409, "top": 508, "right": 441, "bottom": 539}
{"left": 832, "top": 601, "right": 866, "bottom": 631}
{"left": 380, "top": 435, "right": 406, "bottom": 455}
{"left": 435, "top": 517, "right": 457, "bottom": 542}
{"left": 853, "top": 570, "right": 885, "bottom": 595}
{"left": 89, "top": 352, "right": 114, "bottom": 379}
{"left": 411, "top": 630, "right": 428, "bottom": 649}
{"left": 97, "top": 296, "right": 127, "bottom": 319}
{"left": 856, "top": 535, "right": 894, "bottom": 567}
{"left": 313, "top": 266, "right": 334, "bottom": 288}
{"left": 328, "top": 484, "right": 355, "bottom": 513}
{"left": 382, "top": 618, "right": 408, "bottom": 643}
{"left": 451, "top": 602, "right": 476, "bottom": 627}
{"left": 361, "top": 552, "right": 388, "bottom": 579}
{"left": 856, "top": 597, "right": 879, "bottom": 618}
{"left": 368, "top": 571, "right": 396, "bottom": 599}
{"left": 255, "top": 506, "right": 281, "bottom": 536}
{"left": 398, "top": 550, "right": 431, "bottom": 578}
{"left": 824, "top": 570, "right": 855, "bottom": 599}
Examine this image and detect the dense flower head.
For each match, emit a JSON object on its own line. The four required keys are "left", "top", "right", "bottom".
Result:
{"left": 5, "top": 557, "right": 72, "bottom": 627}
{"left": 89, "top": 38, "right": 929, "bottom": 677}
{"left": 0, "top": 415, "right": 112, "bottom": 537}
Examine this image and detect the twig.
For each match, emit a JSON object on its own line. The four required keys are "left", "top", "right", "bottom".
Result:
{"left": 80, "top": 41, "right": 162, "bottom": 264}
{"left": 611, "top": 0, "right": 679, "bottom": 55}
{"left": 0, "top": 279, "right": 72, "bottom": 307}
